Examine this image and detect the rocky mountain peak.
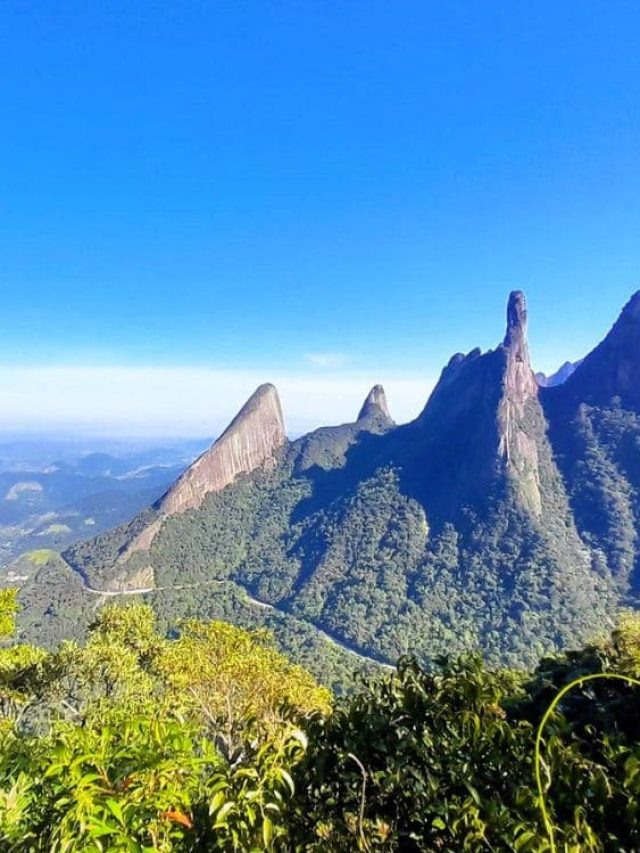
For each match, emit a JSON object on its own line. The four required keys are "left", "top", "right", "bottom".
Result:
{"left": 160, "top": 383, "right": 285, "bottom": 517}
{"left": 497, "top": 290, "right": 542, "bottom": 513}
{"left": 502, "top": 290, "right": 537, "bottom": 404}
{"left": 504, "top": 290, "right": 528, "bottom": 348}
{"left": 433, "top": 348, "right": 483, "bottom": 393}
{"left": 221, "top": 383, "right": 284, "bottom": 437}
{"left": 125, "top": 383, "right": 286, "bottom": 556}
{"left": 358, "top": 384, "right": 392, "bottom": 422}
{"left": 412, "top": 291, "right": 543, "bottom": 519}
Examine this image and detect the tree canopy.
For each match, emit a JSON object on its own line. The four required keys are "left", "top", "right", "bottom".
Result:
{"left": 1, "top": 599, "right": 640, "bottom": 850}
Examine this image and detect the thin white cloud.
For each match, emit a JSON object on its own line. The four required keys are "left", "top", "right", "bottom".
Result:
{"left": 0, "top": 365, "right": 434, "bottom": 437}
{"left": 304, "top": 352, "right": 348, "bottom": 369}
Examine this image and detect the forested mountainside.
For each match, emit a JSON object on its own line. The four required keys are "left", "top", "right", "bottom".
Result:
{"left": 12, "top": 291, "right": 640, "bottom": 673}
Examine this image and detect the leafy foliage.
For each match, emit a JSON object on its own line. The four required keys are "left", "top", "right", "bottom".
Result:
{"left": 2, "top": 602, "right": 640, "bottom": 850}
{"left": 0, "top": 589, "right": 18, "bottom": 640}
{"left": 15, "top": 559, "right": 373, "bottom": 695}
{"left": 291, "top": 654, "right": 534, "bottom": 851}
{"left": 291, "top": 616, "right": 640, "bottom": 852}
{"left": 0, "top": 602, "right": 328, "bottom": 851}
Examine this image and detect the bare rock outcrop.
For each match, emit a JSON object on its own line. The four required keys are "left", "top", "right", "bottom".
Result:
{"left": 414, "top": 290, "right": 544, "bottom": 518}
{"left": 497, "top": 290, "right": 542, "bottom": 514}
{"left": 357, "top": 384, "right": 392, "bottom": 423}
{"left": 161, "top": 383, "right": 285, "bottom": 515}
{"left": 127, "top": 383, "right": 286, "bottom": 555}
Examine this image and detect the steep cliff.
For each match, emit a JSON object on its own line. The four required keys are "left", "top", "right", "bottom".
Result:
{"left": 497, "top": 290, "right": 542, "bottom": 515}
{"left": 127, "top": 383, "right": 286, "bottom": 556}
{"left": 410, "top": 291, "right": 544, "bottom": 518}
{"left": 541, "top": 292, "right": 640, "bottom": 587}
{"left": 161, "top": 383, "right": 285, "bottom": 515}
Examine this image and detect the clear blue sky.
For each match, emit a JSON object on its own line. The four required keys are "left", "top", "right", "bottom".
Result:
{"left": 1, "top": 1, "right": 640, "bottom": 433}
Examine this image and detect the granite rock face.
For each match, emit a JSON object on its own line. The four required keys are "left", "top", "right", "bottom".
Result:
{"left": 127, "top": 383, "right": 286, "bottom": 554}
{"left": 161, "top": 383, "right": 285, "bottom": 515}
{"left": 413, "top": 290, "right": 544, "bottom": 518}
{"left": 548, "top": 291, "right": 640, "bottom": 410}
{"left": 357, "top": 385, "right": 393, "bottom": 423}
{"left": 502, "top": 291, "right": 537, "bottom": 405}
{"left": 496, "top": 291, "right": 543, "bottom": 514}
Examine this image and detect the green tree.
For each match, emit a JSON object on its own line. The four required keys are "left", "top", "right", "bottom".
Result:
{"left": 0, "top": 589, "right": 18, "bottom": 640}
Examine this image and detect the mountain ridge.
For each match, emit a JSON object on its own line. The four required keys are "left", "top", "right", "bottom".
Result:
{"left": 16, "top": 290, "right": 640, "bottom": 672}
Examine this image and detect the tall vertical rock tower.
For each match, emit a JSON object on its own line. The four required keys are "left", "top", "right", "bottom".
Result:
{"left": 413, "top": 290, "right": 545, "bottom": 519}
{"left": 497, "top": 291, "right": 542, "bottom": 514}
{"left": 357, "top": 384, "right": 393, "bottom": 424}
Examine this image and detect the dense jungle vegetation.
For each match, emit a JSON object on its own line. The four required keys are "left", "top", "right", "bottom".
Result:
{"left": 2, "top": 589, "right": 640, "bottom": 851}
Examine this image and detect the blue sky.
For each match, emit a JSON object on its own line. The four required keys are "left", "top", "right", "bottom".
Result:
{"left": 1, "top": 1, "right": 639, "bottom": 434}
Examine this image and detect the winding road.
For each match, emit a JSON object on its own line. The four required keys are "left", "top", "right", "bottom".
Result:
{"left": 81, "top": 575, "right": 392, "bottom": 669}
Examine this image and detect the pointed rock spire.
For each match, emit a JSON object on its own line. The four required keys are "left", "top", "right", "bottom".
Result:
{"left": 413, "top": 290, "right": 543, "bottom": 518}
{"left": 358, "top": 384, "right": 392, "bottom": 422}
{"left": 161, "top": 383, "right": 285, "bottom": 516}
{"left": 504, "top": 290, "right": 528, "bottom": 348}
{"left": 497, "top": 291, "right": 541, "bottom": 512}
{"left": 126, "top": 384, "right": 286, "bottom": 555}
{"left": 502, "top": 290, "right": 537, "bottom": 404}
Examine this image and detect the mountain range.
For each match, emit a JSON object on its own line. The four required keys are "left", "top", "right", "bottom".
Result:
{"left": 0, "top": 440, "right": 211, "bottom": 574}
{"left": 535, "top": 359, "right": 582, "bottom": 387}
{"left": 11, "top": 291, "right": 640, "bottom": 680}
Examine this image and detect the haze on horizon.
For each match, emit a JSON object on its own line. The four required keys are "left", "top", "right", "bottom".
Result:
{"left": 1, "top": 1, "right": 639, "bottom": 436}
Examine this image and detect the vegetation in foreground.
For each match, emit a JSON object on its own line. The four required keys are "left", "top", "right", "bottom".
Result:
{"left": 1, "top": 589, "right": 640, "bottom": 851}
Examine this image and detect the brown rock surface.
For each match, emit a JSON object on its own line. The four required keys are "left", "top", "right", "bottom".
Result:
{"left": 127, "top": 383, "right": 286, "bottom": 555}
{"left": 497, "top": 290, "right": 542, "bottom": 513}
{"left": 357, "top": 384, "right": 392, "bottom": 422}
{"left": 161, "top": 383, "right": 285, "bottom": 515}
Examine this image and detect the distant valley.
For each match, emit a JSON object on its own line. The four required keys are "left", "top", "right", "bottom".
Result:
{"left": 0, "top": 438, "right": 206, "bottom": 577}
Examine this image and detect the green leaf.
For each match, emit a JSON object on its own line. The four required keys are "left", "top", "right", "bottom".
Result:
{"left": 209, "top": 790, "right": 226, "bottom": 815}
{"left": 263, "top": 815, "right": 274, "bottom": 848}
{"left": 278, "top": 768, "right": 295, "bottom": 796}
{"left": 463, "top": 781, "right": 481, "bottom": 806}
{"left": 514, "top": 830, "right": 536, "bottom": 850}
{"left": 214, "top": 801, "right": 235, "bottom": 825}
{"left": 106, "top": 798, "right": 125, "bottom": 827}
